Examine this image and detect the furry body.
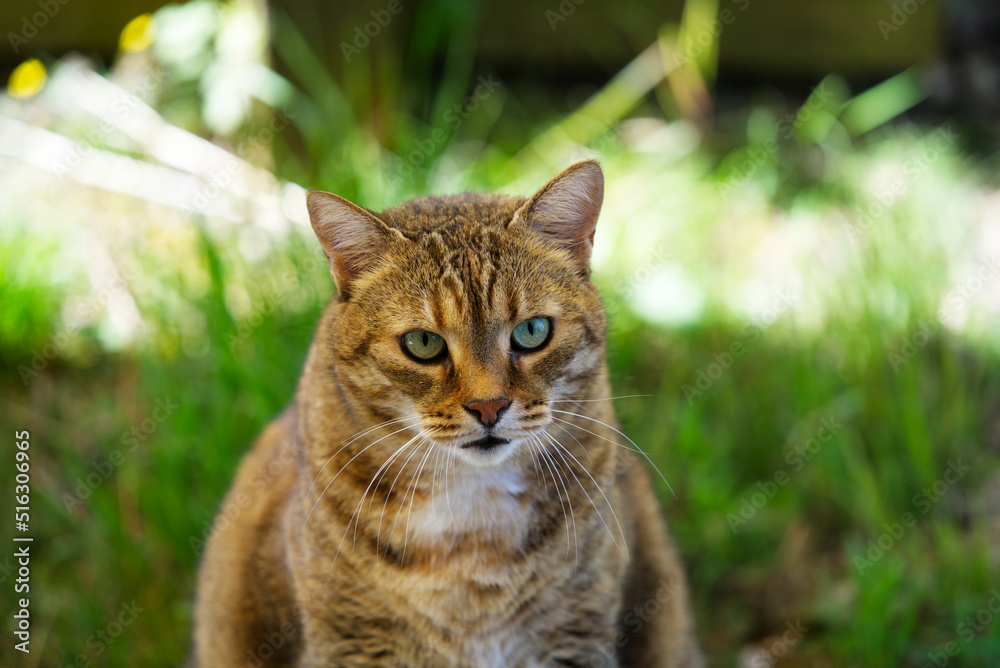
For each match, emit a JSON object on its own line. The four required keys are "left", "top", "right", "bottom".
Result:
{"left": 192, "top": 164, "right": 702, "bottom": 667}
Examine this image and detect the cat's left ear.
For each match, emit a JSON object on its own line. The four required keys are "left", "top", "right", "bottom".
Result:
{"left": 306, "top": 190, "right": 398, "bottom": 299}
{"left": 511, "top": 160, "right": 605, "bottom": 275}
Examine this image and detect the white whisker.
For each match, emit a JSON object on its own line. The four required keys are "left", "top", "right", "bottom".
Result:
{"left": 541, "top": 430, "right": 627, "bottom": 561}
{"left": 303, "top": 417, "right": 416, "bottom": 501}
{"left": 376, "top": 436, "right": 431, "bottom": 555}
{"left": 330, "top": 430, "right": 426, "bottom": 567}
{"left": 303, "top": 421, "right": 418, "bottom": 528}
{"left": 399, "top": 435, "right": 439, "bottom": 563}
{"left": 357, "top": 431, "right": 427, "bottom": 546}
{"left": 549, "top": 394, "right": 656, "bottom": 404}
{"left": 531, "top": 434, "right": 576, "bottom": 566}
{"left": 550, "top": 410, "right": 677, "bottom": 499}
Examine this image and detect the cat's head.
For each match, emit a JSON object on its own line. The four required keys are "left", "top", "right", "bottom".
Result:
{"left": 306, "top": 161, "right": 607, "bottom": 467}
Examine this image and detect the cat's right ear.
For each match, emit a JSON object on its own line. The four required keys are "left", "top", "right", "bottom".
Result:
{"left": 510, "top": 160, "right": 605, "bottom": 277}
{"left": 306, "top": 190, "right": 393, "bottom": 299}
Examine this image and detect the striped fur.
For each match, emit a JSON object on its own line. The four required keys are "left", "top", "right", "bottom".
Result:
{"left": 191, "top": 162, "right": 702, "bottom": 667}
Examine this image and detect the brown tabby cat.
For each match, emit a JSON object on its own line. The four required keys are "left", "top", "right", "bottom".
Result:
{"left": 191, "top": 161, "right": 702, "bottom": 667}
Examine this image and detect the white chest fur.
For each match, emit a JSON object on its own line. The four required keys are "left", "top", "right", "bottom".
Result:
{"left": 404, "top": 465, "right": 531, "bottom": 545}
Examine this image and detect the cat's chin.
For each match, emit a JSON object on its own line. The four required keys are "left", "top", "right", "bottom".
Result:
{"left": 453, "top": 437, "right": 519, "bottom": 468}
{"left": 460, "top": 434, "right": 510, "bottom": 451}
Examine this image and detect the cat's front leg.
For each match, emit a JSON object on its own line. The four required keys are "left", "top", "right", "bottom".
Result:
{"left": 294, "top": 610, "right": 445, "bottom": 668}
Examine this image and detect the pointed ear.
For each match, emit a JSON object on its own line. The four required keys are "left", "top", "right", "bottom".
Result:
{"left": 306, "top": 190, "right": 394, "bottom": 299}
{"left": 512, "top": 160, "right": 604, "bottom": 274}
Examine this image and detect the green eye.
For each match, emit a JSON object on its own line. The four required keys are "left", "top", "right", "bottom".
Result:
{"left": 402, "top": 330, "right": 446, "bottom": 361}
{"left": 512, "top": 317, "right": 551, "bottom": 351}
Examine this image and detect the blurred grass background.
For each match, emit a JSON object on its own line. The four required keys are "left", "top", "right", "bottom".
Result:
{"left": 3, "top": 0, "right": 1000, "bottom": 666}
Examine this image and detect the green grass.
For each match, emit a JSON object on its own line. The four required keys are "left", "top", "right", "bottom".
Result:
{"left": 3, "top": 2, "right": 1000, "bottom": 666}
{"left": 6, "top": 265, "right": 998, "bottom": 667}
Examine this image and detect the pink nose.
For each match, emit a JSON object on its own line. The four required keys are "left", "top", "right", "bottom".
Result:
{"left": 465, "top": 398, "right": 510, "bottom": 427}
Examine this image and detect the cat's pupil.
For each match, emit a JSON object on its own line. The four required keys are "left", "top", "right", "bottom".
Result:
{"left": 512, "top": 317, "right": 550, "bottom": 352}
{"left": 402, "top": 330, "right": 446, "bottom": 361}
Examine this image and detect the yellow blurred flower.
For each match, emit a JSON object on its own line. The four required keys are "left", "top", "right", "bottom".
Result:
{"left": 8, "top": 59, "right": 46, "bottom": 99}
{"left": 120, "top": 14, "right": 156, "bottom": 53}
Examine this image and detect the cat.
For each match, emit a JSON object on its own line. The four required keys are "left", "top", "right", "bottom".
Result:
{"left": 191, "top": 160, "right": 703, "bottom": 667}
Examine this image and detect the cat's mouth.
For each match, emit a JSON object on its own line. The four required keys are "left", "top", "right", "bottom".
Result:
{"left": 461, "top": 435, "right": 511, "bottom": 451}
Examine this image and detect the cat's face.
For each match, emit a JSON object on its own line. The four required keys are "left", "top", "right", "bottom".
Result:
{"left": 307, "top": 162, "right": 606, "bottom": 468}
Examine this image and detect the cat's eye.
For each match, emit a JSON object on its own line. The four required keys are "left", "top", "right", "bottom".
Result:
{"left": 402, "top": 330, "right": 447, "bottom": 361}
{"left": 511, "top": 317, "right": 551, "bottom": 352}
